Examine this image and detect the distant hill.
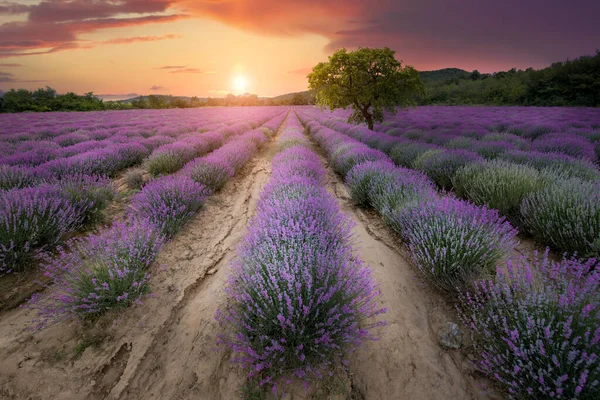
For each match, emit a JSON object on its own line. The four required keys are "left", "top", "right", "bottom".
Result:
{"left": 419, "top": 68, "right": 474, "bottom": 84}
{"left": 120, "top": 95, "right": 204, "bottom": 103}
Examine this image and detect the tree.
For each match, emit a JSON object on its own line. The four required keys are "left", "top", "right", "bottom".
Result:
{"left": 308, "top": 47, "right": 425, "bottom": 129}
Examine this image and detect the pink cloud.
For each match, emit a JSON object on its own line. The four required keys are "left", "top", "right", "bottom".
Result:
{"left": 0, "top": 1, "right": 187, "bottom": 57}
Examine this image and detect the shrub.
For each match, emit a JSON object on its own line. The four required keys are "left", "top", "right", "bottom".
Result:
{"left": 217, "top": 174, "right": 384, "bottom": 391}
{"left": 145, "top": 143, "right": 198, "bottom": 176}
{"left": 184, "top": 159, "right": 234, "bottom": 192}
{"left": 54, "top": 132, "right": 89, "bottom": 147}
{"left": 1, "top": 147, "right": 59, "bottom": 167}
{"left": 125, "top": 169, "right": 146, "bottom": 189}
{"left": 131, "top": 175, "right": 211, "bottom": 237}
{"left": 522, "top": 178, "right": 600, "bottom": 259}
{"left": 532, "top": 134, "right": 597, "bottom": 162}
{"left": 446, "top": 136, "right": 475, "bottom": 150}
{"left": 459, "top": 252, "right": 600, "bottom": 399}
{"left": 473, "top": 140, "right": 515, "bottom": 159}
{"left": 389, "top": 142, "right": 438, "bottom": 168}
{"left": 0, "top": 165, "right": 39, "bottom": 190}
{"left": 453, "top": 160, "right": 546, "bottom": 223}
{"left": 346, "top": 160, "right": 437, "bottom": 218}
{"left": 498, "top": 150, "right": 600, "bottom": 181}
{"left": 272, "top": 148, "right": 325, "bottom": 186}
{"left": 389, "top": 198, "right": 517, "bottom": 291}
{"left": 114, "top": 143, "right": 150, "bottom": 169}
{"left": 0, "top": 185, "right": 80, "bottom": 274}
{"left": 34, "top": 220, "right": 165, "bottom": 323}
{"left": 331, "top": 144, "right": 391, "bottom": 177}
{"left": 58, "top": 174, "right": 116, "bottom": 226}
{"left": 418, "top": 149, "right": 483, "bottom": 190}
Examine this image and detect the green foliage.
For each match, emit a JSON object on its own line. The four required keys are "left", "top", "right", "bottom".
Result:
{"left": 420, "top": 50, "right": 600, "bottom": 106}
{"left": 308, "top": 47, "right": 425, "bottom": 129}
{"left": 453, "top": 160, "right": 547, "bottom": 224}
{"left": 521, "top": 178, "right": 600, "bottom": 259}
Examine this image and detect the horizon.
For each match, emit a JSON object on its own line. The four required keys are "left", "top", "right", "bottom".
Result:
{"left": 1, "top": 0, "right": 599, "bottom": 98}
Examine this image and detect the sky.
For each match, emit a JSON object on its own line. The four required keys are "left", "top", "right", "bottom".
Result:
{"left": 0, "top": 0, "right": 599, "bottom": 99}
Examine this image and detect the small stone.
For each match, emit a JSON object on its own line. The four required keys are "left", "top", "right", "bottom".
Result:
{"left": 206, "top": 268, "right": 217, "bottom": 275}
{"left": 180, "top": 250, "right": 193, "bottom": 260}
{"left": 439, "top": 322, "right": 463, "bottom": 349}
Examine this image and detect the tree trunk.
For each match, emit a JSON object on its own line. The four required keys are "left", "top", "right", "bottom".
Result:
{"left": 363, "top": 111, "right": 374, "bottom": 130}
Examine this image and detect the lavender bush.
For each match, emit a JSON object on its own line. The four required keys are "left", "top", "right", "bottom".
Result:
{"left": 453, "top": 160, "right": 546, "bottom": 223}
{"left": 34, "top": 220, "right": 165, "bottom": 323}
{"left": 0, "top": 165, "right": 40, "bottom": 190}
{"left": 131, "top": 175, "right": 211, "bottom": 237}
{"left": 331, "top": 144, "right": 392, "bottom": 177}
{"left": 388, "top": 198, "right": 517, "bottom": 291}
{"left": 57, "top": 174, "right": 116, "bottom": 226}
{"left": 389, "top": 142, "right": 439, "bottom": 168}
{"left": 216, "top": 145, "right": 385, "bottom": 392}
{"left": 459, "top": 252, "right": 600, "bottom": 399}
{"left": 418, "top": 149, "right": 483, "bottom": 190}
{"left": 184, "top": 159, "right": 235, "bottom": 192}
{"left": 0, "top": 185, "right": 80, "bottom": 274}
{"left": 522, "top": 178, "right": 600, "bottom": 259}
{"left": 532, "top": 134, "right": 597, "bottom": 163}
{"left": 498, "top": 150, "right": 600, "bottom": 181}
{"left": 144, "top": 143, "right": 198, "bottom": 176}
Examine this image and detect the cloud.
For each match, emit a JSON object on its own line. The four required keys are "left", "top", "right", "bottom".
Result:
{"left": 169, "top": 68, "right": 203, "bottom": 74}
{"left": 0, "top": 70, "right": 45, "bottom": 83}
{"left": 0, "top": 1, "right": 30, "bottom": 14}
{"left": 101, "top": 34, "right": 182, "bottom": 45}
{"left": 149, "top": 85, "right": 164, "bottom": 91}
{"left": 0, "top": 1, "right": 188, "bottom": 57}
{"left": 0, "top": 62, "right": 22, "bottom": 67}
{"left": 157, "top": 65, "right": 187, "bottom": 69}
{"left": 179, "top": 0, "right": 600, "bottom": 71}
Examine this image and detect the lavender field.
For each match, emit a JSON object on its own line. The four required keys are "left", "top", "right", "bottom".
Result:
{"left": 1, "top": 106, "right": 599, "bottom": 399}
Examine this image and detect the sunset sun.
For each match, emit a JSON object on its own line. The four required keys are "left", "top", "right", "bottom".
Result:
{"left": 233, "top": 75, "right": 248, "bottom": 93}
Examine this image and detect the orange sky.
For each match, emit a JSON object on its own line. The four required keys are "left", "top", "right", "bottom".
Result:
{"left": 1, "top": 1, "right": 599, "bottom": 99}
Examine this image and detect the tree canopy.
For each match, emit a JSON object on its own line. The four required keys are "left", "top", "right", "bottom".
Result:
{"left": 308, "top": 47, "right": 425, "bottom": 129}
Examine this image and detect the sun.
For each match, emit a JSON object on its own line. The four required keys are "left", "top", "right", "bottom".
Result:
{"left": 233, "top": 75, "right": 248, "bottom": 93}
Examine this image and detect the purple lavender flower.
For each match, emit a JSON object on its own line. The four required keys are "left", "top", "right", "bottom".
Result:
{"left": 32, "top": 219, "right": 165, "bottom": 324}
{"left": 459, "top": 251, "right": 600, "bottom": 399}
{"left": 0, "top": 185, "right": 81, "bottom": 274}
{"left": 216, "top": 135, "right": 385, "bottom": 393}
{"left": 131, "top": 175, "right": 211, "bottom": 237}
{"left": 389, "top": 197, "right": 518, "bottom": 291}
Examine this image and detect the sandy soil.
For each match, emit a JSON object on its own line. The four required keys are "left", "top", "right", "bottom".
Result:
{"left": 0, "top": 118, "right": 502, "bottom": 400}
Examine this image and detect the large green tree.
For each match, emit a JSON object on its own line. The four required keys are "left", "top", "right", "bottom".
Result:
{"left": 308, "top": 47, "right": 425, "bottom": 129}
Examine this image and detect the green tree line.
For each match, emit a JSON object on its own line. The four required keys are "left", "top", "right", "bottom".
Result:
{"left": 420, "top": 50, "right": 600, "bottom": 106}
{"left": 0, "top": 88, "right": 315, "bottom": 113}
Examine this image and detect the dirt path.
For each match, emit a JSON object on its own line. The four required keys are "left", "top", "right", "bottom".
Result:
{"left": 306, "top": 138, "right": 498, "bottom": 400}
{"left": 0, "top": 118, "right": 285, "bottom": 400}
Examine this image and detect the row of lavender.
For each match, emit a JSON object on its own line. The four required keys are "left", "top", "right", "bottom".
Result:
{"left": 216, "top": 113, "right": 385, "bottom": 393}
{"left": 28, "top": 110, "right": 287, "bottom": 326}
{"left": 298, "top": 112, "right": 600, "bottom": 399}
{"left": 1, "top": 107, "right": 286, "bottom": 188}
{"left": 1, "top": 109, "right": 285, "bottom": 276}
{"left": 320, "top": 106, "right": 600, "bottom": 164}
{"left": 300, "top": 108, "right": 599, "bottom": 260}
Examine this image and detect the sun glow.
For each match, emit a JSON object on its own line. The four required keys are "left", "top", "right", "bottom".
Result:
{"left": 233, "top": 75, "right": 248, "bottom": 93}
